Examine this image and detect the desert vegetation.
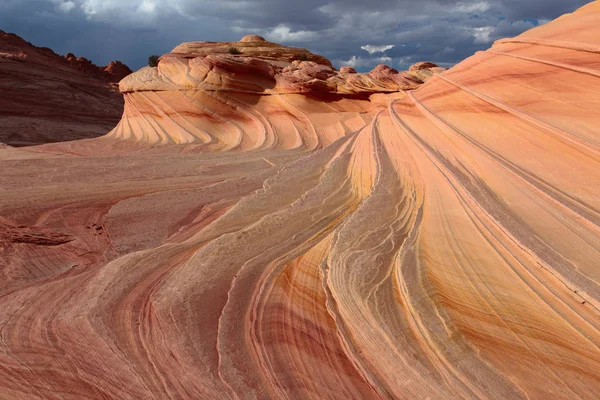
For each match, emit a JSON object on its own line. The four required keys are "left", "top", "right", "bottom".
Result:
{"left": 148, "top": 55, "right": 159, "bottom": 67}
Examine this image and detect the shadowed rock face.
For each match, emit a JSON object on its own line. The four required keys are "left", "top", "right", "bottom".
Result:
{"left": 0, "top": 30, "right": 132, "bottom": 146}
{"left": 1, "top": 2, "right": 600, "bottom": 399}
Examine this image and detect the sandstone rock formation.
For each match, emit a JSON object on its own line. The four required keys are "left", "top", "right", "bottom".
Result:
{"left": 1, "top": 2, "right": 600, "bottom": 399}
{"left": 64, "top": 53, "right": 132, "bottom": 82}
{"left": 119, "top": 37, "right": 441, "bottom": 96}
{"left": 113, "top": 37, "right": 441, "bottom": 146}
{"left": 0, "top": 30, "right": 132, "bottom": 146}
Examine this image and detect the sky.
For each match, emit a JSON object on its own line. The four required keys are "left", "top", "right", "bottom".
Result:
{"left": 0, "top": 0, "right": 592, "bottom": 72}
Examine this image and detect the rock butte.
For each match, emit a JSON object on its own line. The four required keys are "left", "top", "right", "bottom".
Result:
{"left": 1, "top": 2, "right": 600, "bottom": 399}
{"left": 0, "top": 30, "right": 131, "bottom": 146}
{"left": 118, "top": 37, "right": 442, "bottom": 96}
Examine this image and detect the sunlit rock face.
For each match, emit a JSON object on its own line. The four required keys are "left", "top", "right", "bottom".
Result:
{"left": 119, "top": 37, "right": 441, "bottom": 96}
{"left": 1, "top": 2, "right": 600, "bottom": 399}
{"left": 114, "top": 37, "right": 441, "bottom": 146}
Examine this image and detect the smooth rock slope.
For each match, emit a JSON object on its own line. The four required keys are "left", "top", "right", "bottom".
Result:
{"left": 0, "top": 2, "right": 599, "bottom": 399}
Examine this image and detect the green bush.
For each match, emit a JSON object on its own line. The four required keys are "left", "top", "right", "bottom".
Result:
{"left": 148, "top": 55, "right": 160, "bottom": 67}
{"left": 228, "top": 47, "right": 242, "bottom": 55}
{"left": 299, "top": 53, "right": 310, "bottom": 61}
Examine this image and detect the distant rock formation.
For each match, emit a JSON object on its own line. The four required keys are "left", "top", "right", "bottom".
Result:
{"left": 339, "top": 65, "right": 357, "bottom": 74}
{"left": 64, "top": 53, "right": 132, "bottom": 82}
{"left": 104, "top": 60, "right": 133, "bottom": 81}
{"left": 0, "top": 30, "right": 132, "bottom": 146}
{"left": 120, "top": 37, "right": 442, "bottom": 95}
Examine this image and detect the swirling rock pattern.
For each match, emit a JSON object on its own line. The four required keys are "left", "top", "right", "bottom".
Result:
{"left": 119, "top": 38, "right": 442, "bottom": 96}
{"left": 1, "top": 2, "right": 600, "bottom": 399}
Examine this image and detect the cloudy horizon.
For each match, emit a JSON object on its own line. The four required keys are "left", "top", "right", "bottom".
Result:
{"left": 0, "top": 0, "right": 592, "bottom": 72}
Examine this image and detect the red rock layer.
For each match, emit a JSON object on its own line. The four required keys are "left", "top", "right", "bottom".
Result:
{"left": 0, "top": 2, "right": 600, "bottom": 399}
{"left": 0, "top": 30, "right": 132, "bottom": 146}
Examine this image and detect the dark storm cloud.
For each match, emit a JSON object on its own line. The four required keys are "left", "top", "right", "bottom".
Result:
{"left": 0, "top": 0, "right": 593, "bottom": 71}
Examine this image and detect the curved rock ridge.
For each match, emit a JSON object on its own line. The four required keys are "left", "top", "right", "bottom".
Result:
{"left": 115, "top": 36, "right": 442, "bottom": 145}
{"left": 119, "top": 35, "right": 442, "bottom": 96}
{"left": 1, "top": 2, "right": 600, "bottom": 399}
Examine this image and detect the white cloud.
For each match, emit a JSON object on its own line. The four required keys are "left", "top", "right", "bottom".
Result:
{"left": 452, "top": 1, "right": 491, "bottom": 13}
{"left": 265, "top": 24, "right": 318, "bottom": 42}
{"left": 138, "top": 0, "right": 156, "bottom": 14}
{"left": 74, "top": 0, "right": 173, "bottom": 24}
{"left": 473, "top": 26, "right": 494, "bottom": 44}
{"left": 343, "top": 55, "right": 359, "bottom": 67}
{"left": 361, "top": 44, "right": 395, "bottom": 54}
{"left": 58, "top": 1, "right": 75, "bottom": 12}
{"left": 341, "top": 55, "right": 393, "bottom": 69}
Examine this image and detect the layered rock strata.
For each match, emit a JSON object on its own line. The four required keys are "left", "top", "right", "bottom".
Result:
{"left": 0, "top": 2, "right": 599, "bottom": 399}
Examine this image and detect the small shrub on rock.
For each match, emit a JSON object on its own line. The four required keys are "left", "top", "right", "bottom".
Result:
{"left": 148, "top": 55, "right": 160, "bottom": 67}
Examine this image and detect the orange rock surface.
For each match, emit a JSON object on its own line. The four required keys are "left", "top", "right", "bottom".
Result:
{"left": 119, "top": 36, "right": 441, "bottom": 97}
{"left": 1, "top": 2, "right": 600, "bottom": 399}
{"left": 0, "top": 30, "right": 131, "bottom": 146}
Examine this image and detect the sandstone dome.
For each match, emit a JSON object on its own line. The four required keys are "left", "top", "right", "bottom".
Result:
{"left": 240, "top": 35, "right": 266, "bottom": 42}
{"left": 340, "top": 66, "right": 357, "bottom": 74}
{"left": 409, "top": 61, "right": 439, "bottom": 70}
{"left": 370, "top": 63, "right": 399, "bottom": 74}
